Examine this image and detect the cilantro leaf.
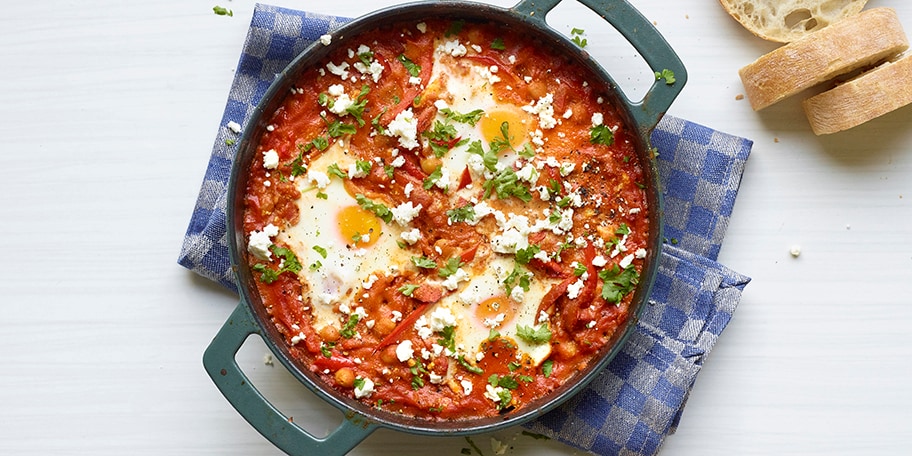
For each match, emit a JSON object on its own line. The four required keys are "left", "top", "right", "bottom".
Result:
{"left": 542, "top": 360, "right": 553, "bottom": 378}
{"left": 491, "top": 37, "right": 505, "bottom": 51}
{"left": 441, "top": 108, "right": 485, "bottom": 126}
{"left": 516, "top": 323, "right": 552, "bottom": 344}
{"left": 212, "top": 6, "right": 233, "bottom": 16}
{"left": 446, "top": 204, "right": 475, "bottom": 223}
{"left": 572, "top": 262, "right": 588, "bottom": 276}
{"left": 655, "top": 68, "right": 676, "bottom": 85}
{"left": 355, "top": 194, "right": 393, "bottom": 223}
{"left": 398, "top": 283, "right": 419, "bottom": 296}
{"left": 422, "top": 166, "right": 444, "bottom": 190}
{"left": 467, "top": 140, "right": 498, "bottom": 172}
{"left": 445, "top": 20, "right": 465, "bottom": 37}
{"left": 397, "top": 54, "right": 421, "bottom": 77}
{"left": 340, "top": 314, "right": 360, "bottom": 339}
{"left": 515, "top": 245, "right": 541, "bottom": 265}
{"left": 438, "top": 257, "right": 464, "bottom": 278}
{"left": 438, "top": 325, "right": 456, "bottom": 352}
{"left": 312, "top": 245, "right": 328, "bottom": 259}
{"left": 411, "top": 256, "right": 437, "bottom": 269}
{"left": 590, "top": 124, "right": 614, "bottom": 146}
{"left": 327, "top": 163, "right": 347, "bottom": 179}
{"left": 483, "top": 167, "right": 532, "bottom": 202}
{"left": 598, "top": 264, "right": 639, "bottom": 304}
{"left": 328, "top": 120, "right": 357, "bottom": 138}
{"left": 252, "top": 263, "right": 279, "bottom": 283}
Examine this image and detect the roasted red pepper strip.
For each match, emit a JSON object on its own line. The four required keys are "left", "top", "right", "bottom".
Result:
{"left": 375, "top": 301, "right": 430, "bottom": 351}
{"left": 311, "top": 354, "right": 356, "bottom": 372}
{"left": 457, "top": 166, "right": 472, "bottom": 191}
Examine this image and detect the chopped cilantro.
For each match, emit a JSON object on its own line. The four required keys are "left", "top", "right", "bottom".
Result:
{"left": 355, "top": 194, "right": 393, "bottom": 223}
{"left": 516, "top": 323, "right": 552, "bottom": 344}
{"left": 542, "top": 359, "right": 553, "bottom": 378}
{"left": 411, "top": 256, "right": 437, "bottom": 269}
{"left": 503, "top": 264, "right": 532, "bottom": 295}
{"left": 354, "top": 159, "right": 372, "bottom": 177}
{"left": 383, "top": 164, "right": 394, "bottom": 179}
{"left": 316, "top": 191, "right": 328, "bottom": 200}
{"left": 309, "top": 260, "right": 322, "bottom": 271}
{"left": 252, "top": 263, "right": 279, "bottom": 283}
{"left": 340, "top": 314, "right": 360, "bottom": 339}
{"left": 253, "top": 245, "right": 303, "bottom": 283}
{"left": 320, "top": 342, "right": 333, "bottom": 358}
{"left": 212, "top": 6, "right": 233, "bottom": 16}
{"left": 489, "top": 374, "right": 519, "bottom": 390}
{"left": 491, "top": 37, "right": 506, "bottom": 51}
{"left": 438, "top": 257, "right": 464, "bottom": 278}
{"left": 312, "top": 245, "right": 328, "bottom": 259}
{"left": 467, "top": 140, "right": 498, "bottom": 172}
{"left": 289, "top": 150, "right": 307, "bottom": 178}
{"left": 422, "top": 166, "right": 444, "bottom": 190}
{"left": 441, "top": 108, "right": 485, "bottom": 126}
{"left": 483, "top": 167, "right": 532, "bottom": 202}
{"left": 572, "top": 262, "right": 588, "bottom": 276}
{"left": 423, "top": 120, "right": 465, "bottom": 157}
{"left": 598, "top": 264, "right": 639, "bottom": 304}
{"left": 357, "top": 50, "right": 374, "bottom": 67}
{"left": 615, "top": 223, "right": 631, "bottom": 236}
{"left": 328, "top": 120, "right": 357, "bottom": 138}
{"left": 590, "top": 124, "right": 615, "bottom": 146}
{"left": 514, "top": 245, "right": 541, "bottom": 265}
{"left": 397, "top": 54, "right": 421, "bottom": 78}
{"left": 327, "top": 163, "right": 347, "bottom": 179}
{"left": 507, "top": 361, "right": 521, "bottom": 372}
{"left": 438, "top": 325, "right": 456, "bottom": 352}
{"left": 353, "top": 377, "right": 366, "bottom": 390}
{"left": 398, "top": 283, "right": 419, "bottom": 296}
{"left": 446, "top": 204, "right": 475, "bottom": 223}
{"left": 570, "top": 28, "right": 587, "bottom": 48}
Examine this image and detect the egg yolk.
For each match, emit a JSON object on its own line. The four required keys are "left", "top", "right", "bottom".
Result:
{"left": 337, "top": 205, "right": 382, "bottom": 248}
{"left": 479, "top": 108, "right": 529, "bottom": 149}
{"left": 475, "top": 295, "right": 516, "bottom": 327}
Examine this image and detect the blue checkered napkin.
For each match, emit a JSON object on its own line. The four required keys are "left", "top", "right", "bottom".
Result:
{"left": 177, "top": 4, "right": 752, "bottom": 455}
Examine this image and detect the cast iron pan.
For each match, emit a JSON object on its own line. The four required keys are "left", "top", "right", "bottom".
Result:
{"left": 204, "top": 0, "right": 686, "bottom": 454}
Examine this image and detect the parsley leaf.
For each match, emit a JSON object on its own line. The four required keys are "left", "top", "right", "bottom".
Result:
{"left": 423, "top": 121, "right": 464, "bottom": 157}
{"left": 354, "top": 159, "right": 372, "bottom": 177}
{"left": 491, "top": 37, "right": 506, "bottom": 51}
{"left": 328, "top": 120, "right": 357, "bottom": 138}
{"left": 355, "top": 194, "right": 393, "bottom": 223}
{"left": 467, "top": 140, "right": 498, "bottom": 172}
{"left": 446, "top": 204, "right": 475, "bottom": 223}
{"left": 312, "top": 245, "right": 328, "bottom": 259}
{"left": 590, "top": 124, "right": 614, "bottom": 146}
{"left": 411, "top": 256, "right": 437, "bottom": 269}
{"left": 483, "top": 167, "right": 532, "bottom": 202}
{"left": 598, "top": 264, "right": 639, "bottom": 304}
{"left": 503, "top": 264, "right": 532, "bottom": 295}
{"left": 445, "top": 20, "right": 465, "bottom": 37}
{"left": 572, "top": 262, "right": 588, "bottom": 276}
{"left": 397, "top": 54, "right": 421, "bottom": 77}
{"left": 353, "top": 377, "right": 366, "bottom": 390}
{"left": 252, "top": 263, "right": 279, "bottom": 283}
{"left": 345, "top": 85, "right": 371, "bottom": 126}
{"left": 438, "top": 325, "right": 456, "bottom": 353}
{"left": 542, "top": 360, "right": 553, "bottom": 378}
{"left": 516, "top": 323, "right": 552, "bottom": 344}
{"left": 441, "top": 108, "right": 485, "bottom": 126}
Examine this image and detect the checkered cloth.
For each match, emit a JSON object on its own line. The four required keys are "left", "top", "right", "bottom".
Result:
{"left": 178, "top": 4, "right": 752, "bottom": 455}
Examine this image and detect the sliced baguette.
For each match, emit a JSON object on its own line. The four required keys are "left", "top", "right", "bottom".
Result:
{"left": 719, "top": 0, "right": 867, "bottom": 43}
{"left": 803, "top": 52, "right": 912, "bottom": 135}
{"left": 739, "top": 7, "right": 908, "bottom": 111}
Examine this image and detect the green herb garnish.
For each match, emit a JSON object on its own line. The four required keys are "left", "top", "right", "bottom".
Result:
{"left": 590, "top": 124, "right": 614, "bottom": 146}
{"left": 411, "top": 256, "right": 437, "bottom": 269}
{"left": 446, "top": 204, "right": 475, "bottom": 223}
{"left": 598, "top": 264, "right": 639, "bottom": 304}
{"left": 491, "top": 37, "right": 506, "bottom": 51}
{"left": 398, "top": 283, "right": 420, "bottom": 296}
{"left": 516, "top": 323, "right": 552, "bottom": 344}
{"left": 655, "top": 68, "right": 676, "bottom": 85}
{"left": 397, "top": 54, "right": 421, "bottom": 77}
{"left": 355, "top": 194, "right": 393, "bottom": 223}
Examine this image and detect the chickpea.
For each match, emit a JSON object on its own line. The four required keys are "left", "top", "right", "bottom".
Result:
{"left": 379, "top": 344, "right": 399, "bottom": 365}
{"left": 420, "top": 156, "right": 442, "bottom": 175}
{"left": 334, "top": 367, "right": 355, "bottom": 388}
{"left": 318, "top": 325, "right": 341, "bottom": 342}
{"left": 372, "top": 317, "right": 395, "bottom": 337}
{"left": 554, "top": 341, "right": 578, "bottom": 360}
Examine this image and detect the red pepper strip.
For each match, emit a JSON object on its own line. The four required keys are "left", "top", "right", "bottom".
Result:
{"left": 398, "top": 152, "right": 428, "bottom": 181}
{"left": 576, "top": 243, "right": 600, "bottom": 306}
{"left": 457, "top": 166, "right": 472, "bottom": 191}
{"left": 375, "top": 302, "right": 430, "bottom": 352}
{"left": 460, "top": 244, "right": 478, "bottom": 263}
{"left": 311, "top": 354, "right": 356, "bottom": 372}
{"left": 529, "top": 257, "right": 565, "bottom": 278}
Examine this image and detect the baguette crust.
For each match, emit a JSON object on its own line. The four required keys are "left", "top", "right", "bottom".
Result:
{"left": 739, "top": 8, "right": 909, "bottom": 111}
{"left": 803, "top": 52, "right": 912, "bottom": 135}
{"left": 719, "top": 0, "right": 867, "bottom": 43}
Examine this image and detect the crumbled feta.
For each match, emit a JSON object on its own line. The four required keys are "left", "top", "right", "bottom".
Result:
{"left": 559, "top": 162, "right": 575, "bottom": 176}
{"left": 391, "top": 155, "right": 406, "bottom": 168}
{"left": 567, "top": 278, "right": 585, "bottom": 299}
{"left": 326, "top": 61, "right": 350, "bottom": 79}
{"left": 510, "top": 285, "right": 525, "bottom": 303}
{"left": 328, "top": 93, "right": 354, "bottom": 116}
{"left": 226, "top": 121, "right": 242, "bottom": 133}
{"left": 562, "top": 108, "right": 574, "bottom": 119}
{"left": 395, "top": 340, "right": 414, "bottom": 362}
{"left": 416, "top": 22, "right": 427, "bottom": 33}
{"left": 290, "top": 332, "right": 306, "bottom": 345}
{"left": 347, "top": 162, "right": 369, "bottom": 179}
{"left": 319, "top": 34, "right": 332, "bottom": 46}
{"left": 362, "top": 274, "right": 378, "bottom": 289}
{"left": 403, "top": 182, "right": 414, "bottom": 197}
{"left": 247, "top": 223, "right": 279, "bottom": 260}
{"left": 460, "top": 379, "right": 473, "bottom": 395}
{"left": 440, "top": 39, "right": 467, "bottom": 57}
{"left": 475, "top": 65, "right": 501, "bottom": 85}
{"left": 516, "top": 162, "right": 539, "bottom": 183}
{"left": 471, "top": 44, "right": 482, "bottom": 53}
{"left": 391, "top": 201, "right": 422, "bottom": 226}
{"left": 391, "top": 310, "right": 403, "bottom": 322}
{"left": 591, "top": 112, "right": 604, "bottom": 126}
{"left": 629, "top": 207, "right": 642, "bottom": 215}
{"left": 538, "top": 310, "right": 549, "bottom": 324}
{"left": 592, "top": 255, "right": 608, "bottom": 268}
{"left": 414, "top": 315, "right": 433, "bottom": 339}
{"left": 523, "top": 75, "right": 532, "bottom": 83}
{"left": 619, "top": 253, "right": 635, "bottom": 269}
{"left": 484, "top": 384, "right": 504, "bottom": 402}
{"left": 441, "top": 268, "right": 469, "bottom": 291}
{"left": 635, "top": 248, "right": 647, "bottom": 259}
{"left": 307, "top": 170, "right": 331, "bottom": 189}
{"left": 400, "top": 228, "right": 421, "bottom": 245}
{"left": 483, "top": 313, "right": 506, "bottom": 328}
{"left": 408, "top": 76, "right": 422, "bottom": 85}
{"left": 429, "top": 372, "right": 445, "bottom": 384}
{"left": 385, "top": 108, "right": 420, "bottom": 149}
{"left": 522, "top": 93, "right": 557, "bottom": 129}
{"left": 354, "top": 377, "right": 375, "bottom": 398}
{"left": 429, "top": 307, "right": 457, "bottom": 332}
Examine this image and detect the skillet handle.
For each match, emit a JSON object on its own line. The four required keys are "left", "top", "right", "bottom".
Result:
{"left": 203, "top": 302, "right": 377, "bottom": 456}
{"left": 512, "top": 0, "right": 687, "bottom": 131}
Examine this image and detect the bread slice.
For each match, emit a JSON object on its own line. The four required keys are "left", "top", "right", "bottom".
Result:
{"left": 803, "top": 52, "right": 912, "bottom": 135}
{"left": 719, "top": 0, "right": 867, "bottom": 43}
{"left": 739, "top": 7, "right": 908, "bottom": 111}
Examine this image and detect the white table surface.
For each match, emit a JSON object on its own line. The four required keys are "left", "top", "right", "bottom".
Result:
{"left": 2, "top": 0, "right": 911, "bottom": 454}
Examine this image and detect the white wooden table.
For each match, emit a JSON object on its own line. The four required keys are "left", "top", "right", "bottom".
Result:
{"left": 2, "top": 0, "right": 910, "bottom": 454}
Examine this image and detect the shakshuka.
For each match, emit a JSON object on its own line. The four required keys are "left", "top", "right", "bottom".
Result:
{"left": 242, "top": 18, "right": 650, "bottom": 420}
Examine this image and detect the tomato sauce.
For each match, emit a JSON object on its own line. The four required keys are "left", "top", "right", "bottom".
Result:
{"left": 242, "top": 19, "right": 650, "bottom": 420}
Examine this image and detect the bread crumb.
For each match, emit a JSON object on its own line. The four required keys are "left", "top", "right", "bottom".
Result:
{"left": 789, "top": 245, "right": 801, "bottom": 258}
{"left": 735, "top": 93, "right": 744, "bottom": 100}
